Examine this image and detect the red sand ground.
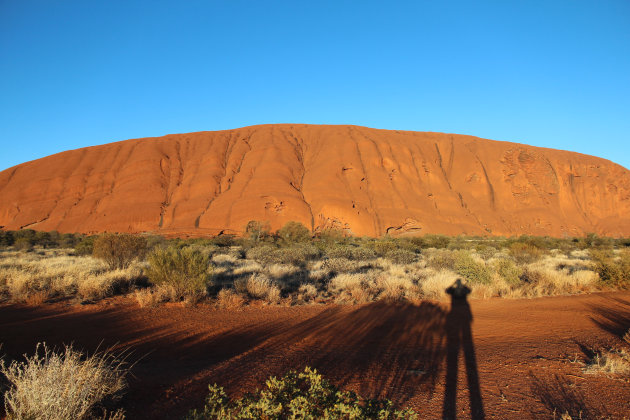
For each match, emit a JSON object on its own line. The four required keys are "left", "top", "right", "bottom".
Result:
{"left": 1, "top": 292, "right": 629, "bottom": 419}
{"left": 1, "top": 124, "right": 630, "bottom": 238}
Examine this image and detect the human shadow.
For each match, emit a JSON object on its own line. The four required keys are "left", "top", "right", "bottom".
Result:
{"left": 442, "top": 279, "right": 485, "bottom": 420}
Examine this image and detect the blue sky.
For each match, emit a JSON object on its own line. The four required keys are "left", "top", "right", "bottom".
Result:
{"left": 1, "top": 0, "right": 629, "bottom": 171}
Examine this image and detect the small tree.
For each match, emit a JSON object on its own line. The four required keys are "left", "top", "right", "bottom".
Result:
{"left": 244, "top": 220, "right": 271, "bottom": 243}
{"left": 277, "top": 221, "right": 311, "bottom": 243}
{"left": 92, "top": 233, "right": 147, "bottom": 269}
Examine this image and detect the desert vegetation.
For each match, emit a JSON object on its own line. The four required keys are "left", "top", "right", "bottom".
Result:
{"left": 0, "top": 225, "right": 628, "bottom": 308}
{"left": 186, "top": 367, "right": 416, "bottom": 419}
{"left": 1, "top": 343, "right": 127, "bottom": 419}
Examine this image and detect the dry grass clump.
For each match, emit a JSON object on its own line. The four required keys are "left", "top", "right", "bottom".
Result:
{"left": 133, "top": 285, "right": 178, "bottom": 308}
{"left": 297, "top": 283, "right": 318, "bottom": 303}
{"left": 420, "top": 269, "right": 459, "bottom": 300}
{"left": 517, "top": 254, "right": 598, "bottom": 297}
{"left": 245, "top": 273, "right": 281, "bottom": 303}
{"left": 0, "top": 250, "right": 144, "bottom": 303}
{"left": 211, "top": 253, "right": 238, "bottom": 267}
{"left": 327, "top": 266, "right": 420, "bottom": 304}
{"left": 1, "top": 343, "right": 127, "bottom": 420}
{"left": 328, "top": 273, "right": 375, "bottom": 304}
{"left": 78, "top": 266, "right": 144, "bottom": 302}
{"left": 216, "top": 288, "right": 246, "bottom": 309}
{"left": 583, "top": 348, "right": 630, "bottom": 377}
{"left": 265, "top": 263, "right": 300, "bottom": 280}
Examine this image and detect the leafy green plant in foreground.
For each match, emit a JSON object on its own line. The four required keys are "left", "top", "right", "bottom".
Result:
{"left": 186, "top": 367, "right": 417, "bottom": 420}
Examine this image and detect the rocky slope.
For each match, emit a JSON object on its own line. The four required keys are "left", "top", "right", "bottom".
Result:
{"left": 1, "top": 124, "right": 629, "bottom": 237}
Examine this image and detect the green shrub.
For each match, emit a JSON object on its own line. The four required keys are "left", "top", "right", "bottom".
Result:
{"left": 368, "top": 240, "right": 398, "bottom": 257}
{"left": 453, "top": 251, "right": 492, "bottom": 285}
{"left": 277, "top": 221, "right": 311, "bottom": 243}
{"left": 74, "top": 236, "right": 96, "bottom": 256}
{"left": 409, "top": 234, "right": 450, "bottom": 249}
{"left": 316, "top": 227, "right": 347, "bottom": 243}
{"left": 385, "top": 249, "right": 416, "bottom": 264}
{"left": 13, "top": 237, "right": 33, "bottom": 252}
{"left": 0, "top": 230, "right": 15, "bottom": 246}
{"left": 324, "top": 245, "right": 353, "bottom": 259}
{"left": 493, "top": 258, "right": 522, "bottom": 286}
{"left": 427, "top": 251, "right": 456, "bottom": 270}
{"left": 186, "top": 367, "right": 417, "bottom": 420}
{"left": 92, "top": 233, "right": 147, "bottom": 269}
{"left": 146, "top": 247, "right": 212, "bottom": 299}
{"left": 591, "top": 250, "right": 630, "bottom": 289}
{"left": 351, "top": 246, "right": 377, "bottom": 261}
{"left": 246, "top": 244, "right": 319, "bottom": 265}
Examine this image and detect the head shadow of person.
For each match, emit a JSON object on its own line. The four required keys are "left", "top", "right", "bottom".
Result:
{"left": 442, "top": 278, "right": 485, "bottom": 420}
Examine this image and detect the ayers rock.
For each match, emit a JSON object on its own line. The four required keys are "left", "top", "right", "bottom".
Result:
{"left": 1, "top": 124, "right": 629, "bottom": 238}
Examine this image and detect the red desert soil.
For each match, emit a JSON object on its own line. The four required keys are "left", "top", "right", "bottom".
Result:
{"left": 1, "top": 292, "right": 629, "bottom": 419}
{"left": 1, "top": 124, "right": 629, "bottom": 237}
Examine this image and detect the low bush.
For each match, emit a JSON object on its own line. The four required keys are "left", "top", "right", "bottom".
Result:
{"left": 146, "top": 247, "right": 212, "bottom": 300}
{"left": 245, "top": 273, "right": 281, "bottom": 303}
{"left": 297, "top": 283, "right": 318, "bottom": 302}
{"left": 493, "top": 258, "right": 522, "bottom": 286}
{"left": 74, "top": 236, "right": 96, "bottom": 256}
{"left": 134, "top": 288, "right": 162, "bottom": 308}
{"left": 246, "top": 244, "right": 320, "bottom": 266}
{"left": 13, "top": 237, "right": 33, "bottom": 252}
{"left": 244, "top": 220, "right": 271, "bottom": 243}
{"left": 367, "top": 240, "right": 398, "bottom": 257}
{"left": 276, "top": 221, "right": 311, "bottom": 243}
{"left": 186, "top": 367, "right": 417, "bottom": 419}
{"left": 427, "top": 251, "right": 456, "bottom": 271}
{"left": 216, "top": 288, "right": 245, "bottom": 309}
{"left": 92, "top": 233, "right": 147, "bottom": 269}
{"left": 591, "top": 250, "right": 630, "bottom": 289}
{"left": 385, "top": 249, "right": 416, "bottom": 264}
{"left": 453, "top": 251, "right": 492, "bottom": 285}
{"left": 509, "top": 242, "right": 543, "bottom": 264}
{"left": 409, "top": 234, "right": 451, "bottom": 249}
{"left": 1, "top": 343, "right": 127, "bottom": 420}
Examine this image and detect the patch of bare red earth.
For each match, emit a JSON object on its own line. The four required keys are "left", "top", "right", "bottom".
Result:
{"left": 1, "top": 292, "right": 629, "bottom": 419}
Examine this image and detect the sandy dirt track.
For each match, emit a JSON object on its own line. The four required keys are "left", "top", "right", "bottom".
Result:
{"left": 1, "top": 292, "right": 629, "bottom": 419}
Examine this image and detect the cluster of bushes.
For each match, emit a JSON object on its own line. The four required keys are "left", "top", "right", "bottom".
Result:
{"left": 1, "top": 223, "right": 630, "bottom": 307}
{"left": 186, "top": 367, "right": 416, "bottom": 419}
{"left": 0, "top": 230, "right": 86, "bottom": 251}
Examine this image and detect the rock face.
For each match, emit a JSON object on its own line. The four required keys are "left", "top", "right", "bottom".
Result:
{"left": 1, "top": 124, "right": 629, "bottom": 237}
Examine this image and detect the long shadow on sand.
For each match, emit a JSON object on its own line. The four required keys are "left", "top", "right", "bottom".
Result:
{"left": 0, "top": 304, "right": 279, "bottom": 418}
{"left": 200, "top": 301, "right": 448, "bottom": 406}
{"left": 588, "top": 294, "right": 630, "bottom": 338}
{"left": 0, "top": 299, "right": 477, "bottom": 418}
